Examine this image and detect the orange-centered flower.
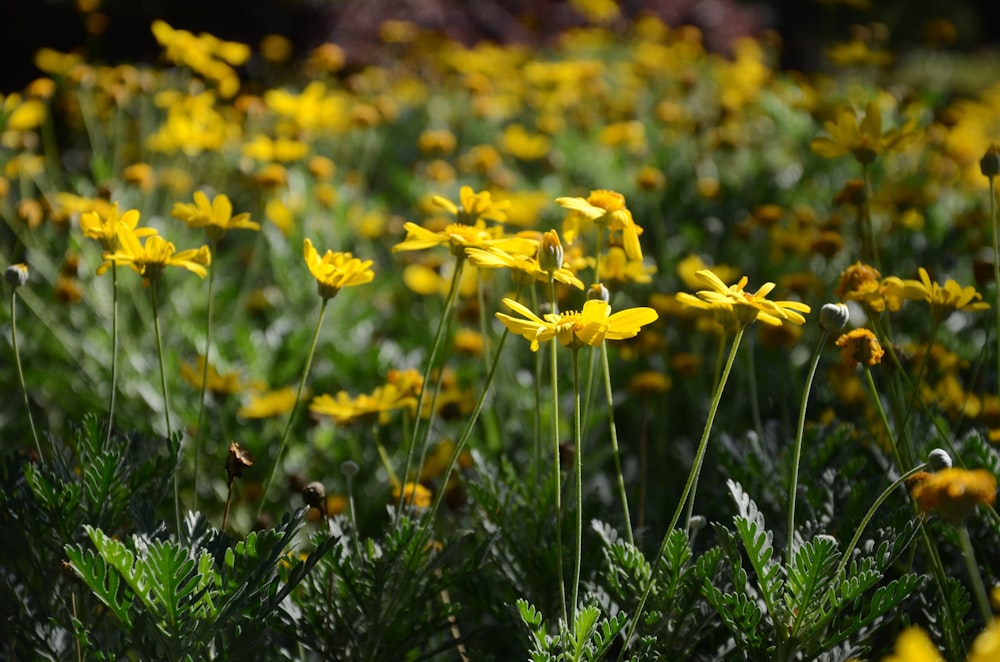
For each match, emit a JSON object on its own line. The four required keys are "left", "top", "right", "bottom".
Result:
{"left": 676, "top": 269, "right": 810, "bottom": 327}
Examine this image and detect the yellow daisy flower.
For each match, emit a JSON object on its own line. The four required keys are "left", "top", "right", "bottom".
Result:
{"left": 899, "top": 267, "right": 990, "bottom": 320}
{"left": 303, "top": 238, "right": 374, "bottom": 300}
{"left": 80, "top": 203, "right": 156, "bottom": 252}
{"left": 556, "top": 189, "right": 643, "bottom": 261}
{"left": 464, "top": 246, "right": 584, "bottom": 289}
{"left": 99, "top": 225, "right": 211, "bottom": 280}
{"left": 392, "top": 220, "right": 538, "bottom": 258}
{"left": 431, "top": 185, "right": 510, "bottom": 225}
{"left": 172, "top": 191, "right": 260, "bottom": 241}
{"left": 676, "top": 269, "right": 810, "bottom": 327}
{"left": 495, "top": 297, "right": 658, "bottom": 352}
{"left": 810, "top": 100, "right": 920, "bottom": 164}
{"left": 910, "top": 467, "right": 997, "bottom": 522}
{"left": 879, "top": 626, "right": 944, "bottom": 662}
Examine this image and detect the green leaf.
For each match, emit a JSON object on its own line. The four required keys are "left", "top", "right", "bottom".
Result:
{"left": 787, "top": 534, "right": 840, "bottom": 638}
{"left": 729, "top": 480, "right": 785, "bottom": 623}
{"left": 820, "top": 574, "right": 923, "bottom": 649}
{"left": 65, "top": 543, "right": 134, "bottom": 629}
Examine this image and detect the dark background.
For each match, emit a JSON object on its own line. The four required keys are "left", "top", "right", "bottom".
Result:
{"left": 2, "top": 0, "right": 999, "bottom": 93}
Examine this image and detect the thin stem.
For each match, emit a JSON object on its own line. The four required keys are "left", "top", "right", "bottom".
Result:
{"left": 397, "top": 256, "right": 465, "bottom": 520}
{"left": 637, "top": 397, "right": 649, "bottom": 530}
{"left": 956, "top": 521, "right": 993, "bottom": 624}
{"left": 746, "top": 334, "right": 764, "bottom": 440}
{"left": 680, "top": 326, "right": 746, "bottom": 532}
{"left": 192, "top": 239, "right": 219, "bottom": 511}
{"left": 221, "top": 478, "right": 234, "bottom": 532}
{"left": 620, "top": 324, "right": 746, "bottom": 660}
{"left": 834, "top": 462, "right": 928, "bottom": 577}
{"left": 600, "top": 341, "right": 634, "bottom": 545}
{"left": 256, "top": 297, "right": 329, "bottom": 519}
{"left": 106, "top": 264, "right": 118, "bottom": 445}
{"left": 861, "top": 163, "right": 880, "bottom": 268}
{"left": 150, "top": 284, "right": 179, "bottom": 532}
{"left": 786, "top": 330, "right": 830, "bottom": 568}
{"left": 531, "top": 285, "right": 543, "bottom": 498}
{"left": 10, "top": 290, "right": 42, "bottom": 457}
{"left": 990, "top": 177, "right": 1000, "bottom": 398}
{"left": 862, "top": 368, "right": 906, "bottom": 475}
{"left": 549, "top": 278, "right": 568, "bottom": 627}
{"left": 570, "top": 348, "right": 583, "bottom": 622}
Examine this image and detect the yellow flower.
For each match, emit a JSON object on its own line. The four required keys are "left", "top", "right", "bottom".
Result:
{"left": 969, "top": 620, "right": 1000, "bottom": 662}
{"left": 393, "top": 482, "right": 432, "bottom": 509}
{"left": 238, "top": 386, "right": 300, "bottom": 419}
{"left": 810, "top": 100, "right": 920, "bottom": 164}
{"left": 495, "top": 297, "right": 658, "bottom": 352}
{"left": 910, "top": 467, "right": 997, "bottom": 522}
{"left": 80, "top": 203, "right": 156, "bottom": 252}
{"left": 556, "top": 189, "right": 643, "bottom": 261}
{"left": 431, "top": 185, "right": 510, "bottom": 225}
{"left": 180, "top": 355, "right": 244, "bottom": 397}
{"left": 392, "top": 220, "right": 537, "bottom": 258}
{"left": 303, "top": 238, "right": 374, "bottom": 299}
{"left": 100, "top": 225, "right": 211, "bottom": 280}
{"left": 464, "top": 246, "right": 584, "bottom": 289}
{"left": 879, "top": 626, "right": 944, "bottom": 662}
{"left": 676, "top": 254, "right": 740, "bottom": 291}
{"left": 172, "top": 191, "right": 260, "bottom": 241}
{"left": 310, "top": 384, "right": 417, "bottom": 425}
{"left": 676, "top": 269, "right": 810, "bottom": 327}
{"left": 835, "top": 262, "right": 905, "bottom": 313}
{"left": 835, "top": 328, "right": 884, "bottom": 367}
{"left": 599, "top": 246, "right": 655, "bottom": 284}
{"left": 899, "top": 267, "right": 990, "bottom": 319}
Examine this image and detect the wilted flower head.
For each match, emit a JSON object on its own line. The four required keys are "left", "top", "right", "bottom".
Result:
{"left": 835, "top": 328, "right": 884, "bottom": 367}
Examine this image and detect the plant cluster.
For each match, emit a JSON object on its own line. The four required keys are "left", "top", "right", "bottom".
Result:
{"left": 2, "top": 3, "right": 1000, "bottom": 660}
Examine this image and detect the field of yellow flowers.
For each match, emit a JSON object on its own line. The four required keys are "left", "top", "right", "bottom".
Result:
{"left": 2, "top": 4, "right": 1000, "bottom": 660}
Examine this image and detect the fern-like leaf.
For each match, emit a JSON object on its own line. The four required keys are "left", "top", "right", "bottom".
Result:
{"left": 64, "top": 543, "right": 134, "bottom": 629}
{"left": 729, "top": 480, "right": 785, "bottom": 623}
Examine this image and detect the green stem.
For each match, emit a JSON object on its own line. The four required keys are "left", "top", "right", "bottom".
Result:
{"left": 150, "top": 284, "right": 178, "bottom": 532}
{"left": 861, "top": 163, "right": 880, "bottom": 269}
{"left": 549, "top": 278, "right": 568, "bottom": 627}
{"left": 531, "top": 285, "right": 543, "bottom": 499}
{"left": 619, "top": 324, "right": 746, "bottom": 660}
{"left": 256, "top": 298, "right": 329, "bottom": 519}
{"left": 106, "top": 264, "right": 118, "bottom": 445}
{"left": 990, "top": 177, "right": 1000, "bottom": 399}
{"left": 786, "top": 330, "right": 829, "bottom": 568}
{"left": 10, "top": 290, "right": 42, "bottom": 457}
{"left": 956, "top": 521, "right": 993, "bottom": 624}
{"left": 862, "top": 367, "right": 906, "bottom": 474}
{"left": 746, "top": 334, "right": 764, "bottom": 440}
{"left": 833, "top": 462, "right": 927, "bottom": 578}
{"left": 192, "top": 240, "right": 218, "bottom": 511}
{"left": 397, "top": 256, "right": 464, "bottom": 520}
{"left": 571, "top": 348, "right": 583, "bottom": 622}
{"left": 680, "top": 325, "right": 746, "bottom": 532}
{"left": 600, "top": 341, "right": 634, "bottom": 545}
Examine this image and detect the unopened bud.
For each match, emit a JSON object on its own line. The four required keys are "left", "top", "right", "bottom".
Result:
{"left": 302, "top": 481, "right": 326, "bottom": 510}
{"left": 538, "top": 230, "right": 564, "bottom": 273}
{"left": 341, "top": 460, "right": 359, "bottom": 478}
{"left": 819, "top": 302, "right": 850, "bottom": 331}
{"left": 587, "top": 283, "right": 609, "bottom": 303}
{"left": 5, "top": 263, "right": 28, "bottom": 288}
{"left": 981, "top": 144, "right": 1000, "bottom": 179}
{"left": 927, "top": 448, "right": 952, "bottom": 471}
